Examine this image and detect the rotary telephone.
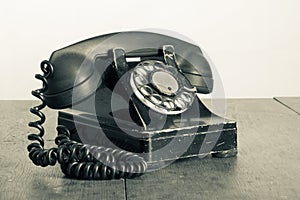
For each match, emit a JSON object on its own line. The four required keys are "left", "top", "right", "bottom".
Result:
{"left": 27, "top": 31, "right": 237, "bottom": 180}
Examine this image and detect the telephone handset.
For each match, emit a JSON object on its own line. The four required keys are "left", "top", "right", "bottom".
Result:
{"left": 28, "top": 31, "right": 237, "bottom": 180}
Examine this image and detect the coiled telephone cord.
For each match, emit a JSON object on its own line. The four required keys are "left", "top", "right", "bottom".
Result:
{"left": 27, "top": 60, "right": 147, "bottom": 180}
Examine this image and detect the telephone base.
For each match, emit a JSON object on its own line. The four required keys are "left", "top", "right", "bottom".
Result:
{"left": 211, "top": 148, "right": 238, "bottom": 158}
{"left": 58, "top": 104, "right": 237, "bottom": 167}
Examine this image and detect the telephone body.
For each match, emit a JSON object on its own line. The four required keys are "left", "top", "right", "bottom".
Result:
{"left": 28, "top": 31, "right": 237, "bottom": 180}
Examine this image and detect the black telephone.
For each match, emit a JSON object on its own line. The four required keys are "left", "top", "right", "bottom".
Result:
{"left": 28, "top": 31, "right": 237, "bottom": 180}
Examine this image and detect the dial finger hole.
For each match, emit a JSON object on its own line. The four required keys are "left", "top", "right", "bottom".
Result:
{"left": 163, "top": 99, "right": 175, "bottom": 110}
{"left": 143, "top": 62, "right": 154, "bottom": 71}
{"left": 140, "top": 85, "right": 153, "bottom": 97}
{"left": 135, "top": 76, "right": 147, "bottom": 86}
{"left": 181, "top": 92, "right": 192, "bottom": 102}
{"left": 150, "top": 94, "right": 162, "bottom": 105}
{"left": 153, "top": 61, "right": 164, "bottom": 69}
{"left": 135, "top": 67, "right": 147, "bottom": 76}
{"left": 175, "top": 98, "right": 186, "bottom": 109}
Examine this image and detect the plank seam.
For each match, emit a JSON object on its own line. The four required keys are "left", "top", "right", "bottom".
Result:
{"left": 124, "top": 179, "right": 128, "bottom": 200}
{"left": 273, "top": 97, "right": 300, "bottom": 115}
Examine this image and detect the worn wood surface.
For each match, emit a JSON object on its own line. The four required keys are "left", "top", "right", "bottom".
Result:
{"left": 126, "top": 99, "right": 300, "bottom": 200}
{"left": 274, "top": 97, "right": 300, "bottom": 115}
{"left": 0, "top": 99, "right": 299, "bottom": 200}
{"left": 0, "top": 101, "right": 125, "bottom": 200}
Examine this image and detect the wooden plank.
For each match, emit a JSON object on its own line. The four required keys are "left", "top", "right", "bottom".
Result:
{"left": 0, "top": 101, "right": 126, "bottom": 200}
{"left": 274, "top": 97, "right": 300, "bottom": 115}
{"left": 0, "top": 142, "right": 126, "bottom": 200}
{"left": 0, "top": 100, "right": 58, "bottom": 142}
{"left": 126, "top": 99, "right": 300, "bottom": 200}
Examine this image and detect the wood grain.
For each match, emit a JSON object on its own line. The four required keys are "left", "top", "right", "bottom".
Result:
{"left": 274, "top": 97, "right": 300, "bottom": 115}
{"left": 126, "top": 99, "right": 300, "bottom": 200}
{"left": 0, "top": 99, "right": 299, "bottom": 200}
{"left": 0, "top": 101, "right": 126, "bottom": 200}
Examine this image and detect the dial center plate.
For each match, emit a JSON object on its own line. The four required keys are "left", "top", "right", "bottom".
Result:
{"left": 151, "top": 71, "right": 179, "bottom": 95}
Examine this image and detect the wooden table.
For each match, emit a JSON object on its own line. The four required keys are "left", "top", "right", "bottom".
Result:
{"left": 0, "top": 98, "right": 299, "bottom": 200}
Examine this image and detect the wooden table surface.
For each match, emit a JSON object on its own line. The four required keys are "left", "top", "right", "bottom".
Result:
{"left": 0, "top": 98, "right": 299, "bottom": 200}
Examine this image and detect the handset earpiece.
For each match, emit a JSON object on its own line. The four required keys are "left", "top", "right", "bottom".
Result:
{"left": 177, "top": 51, "right": 214, "bottom": 94}
{"left": 43, "top": 50, "right": 99, "bottom": 109}
{"left": 164, "top": 44, "right": 214, "bottom": 94}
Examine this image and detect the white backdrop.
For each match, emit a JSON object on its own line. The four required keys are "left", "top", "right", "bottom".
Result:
{"left": 0, "top": 0, "right": 299, "bottom": 99}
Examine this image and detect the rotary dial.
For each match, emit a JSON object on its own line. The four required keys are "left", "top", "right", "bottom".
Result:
{"left": 130, "top": 60, "right": 196, "bottom": 115}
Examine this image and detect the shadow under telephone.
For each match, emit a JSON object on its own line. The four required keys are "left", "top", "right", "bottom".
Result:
{"left": 27, "top": 31, "right": 237, "bottom": 180}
